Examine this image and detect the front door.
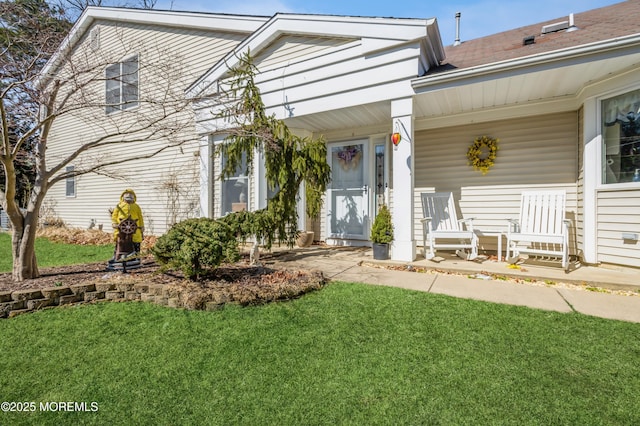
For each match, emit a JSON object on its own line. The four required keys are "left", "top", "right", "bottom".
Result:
{"left": 327, "top": 141, "right": 370, "bottom": 240}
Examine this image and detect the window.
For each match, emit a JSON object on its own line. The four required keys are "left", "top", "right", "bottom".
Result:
{"left": 602, "top": 87, "right": 640, "bottom": 183}
{"left": 221, "top": 152, "right": 250, "bottom": 215}
{"left": 106, "top": 55, "right": 139, "bottom": 114}
{"left": 65, "top": 166, "right": 75, "bottom": 197}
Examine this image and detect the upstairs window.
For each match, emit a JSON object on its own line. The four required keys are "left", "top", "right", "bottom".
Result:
{"left": 602, "top": 87, "right": 640, "bottom": 184}
{"left": 106, "top": 55, "right": 139, "bottom": 114}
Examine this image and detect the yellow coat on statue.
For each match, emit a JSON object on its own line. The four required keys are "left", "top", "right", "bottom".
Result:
{"left": 112, "top": 189, "right": 144, "bottom": 243}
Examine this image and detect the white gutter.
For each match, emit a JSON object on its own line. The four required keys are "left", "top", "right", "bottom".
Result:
{"left": 412, "top": 33, "right": 640, "bottom": 90}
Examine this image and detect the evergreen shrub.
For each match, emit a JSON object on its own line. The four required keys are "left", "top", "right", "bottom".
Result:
{"left": 152, "top": 218, "right": 240, "bottom": 280}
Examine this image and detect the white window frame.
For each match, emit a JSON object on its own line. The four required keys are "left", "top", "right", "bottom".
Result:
{"left": 212, "top": 135, "right": 252, "bottom": 217}
{"left": 600, "top": 85, "right": 640, "bottom": 187}
{"left": 105, "top": 55, "right": 139, "bottom": 114}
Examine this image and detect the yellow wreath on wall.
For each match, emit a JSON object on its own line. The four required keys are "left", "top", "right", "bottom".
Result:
{"left": 467, "top": 135, "right": 499, "bottom": 175}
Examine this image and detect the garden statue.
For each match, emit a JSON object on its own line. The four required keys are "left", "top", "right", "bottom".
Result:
{"left": 107, "top": 189, "right": 144, "bottom": 271}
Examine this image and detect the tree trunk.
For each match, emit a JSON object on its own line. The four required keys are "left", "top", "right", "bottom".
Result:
{"left": 11, "top": 214, "right": 40, "bottom": 282}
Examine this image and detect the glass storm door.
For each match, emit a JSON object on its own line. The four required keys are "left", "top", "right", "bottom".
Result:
{"left": 327, "top": 141, "right": 370, "bottom": 240}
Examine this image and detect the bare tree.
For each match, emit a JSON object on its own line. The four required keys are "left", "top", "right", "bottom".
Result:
{"left": 2, "top": 1, "right": 198, "bottom": 281}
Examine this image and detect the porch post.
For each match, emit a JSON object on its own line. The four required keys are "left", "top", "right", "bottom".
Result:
{"left": 199, "top": 134, "right": 213, "bottom": 218}
{"left": 391, "top": 97, "right": 416, "bottom": 261}
{"left": 582, "top": 98, "right": 598, "bottom": 264}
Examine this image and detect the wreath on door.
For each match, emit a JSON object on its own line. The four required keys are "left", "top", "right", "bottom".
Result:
{"left": 467, "top": 135, "right": 499, "bottom": 175}
{"left": 336, "top": 145, "right": 362, "bottom": 171}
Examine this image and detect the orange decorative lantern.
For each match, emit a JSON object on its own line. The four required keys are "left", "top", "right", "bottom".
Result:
{"left": 391, "top": 132, "right": 401, "bottom": 146}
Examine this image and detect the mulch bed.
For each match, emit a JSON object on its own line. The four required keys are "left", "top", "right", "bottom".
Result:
{"left": 0, "top": 256, "right": 326, "bottom": 309}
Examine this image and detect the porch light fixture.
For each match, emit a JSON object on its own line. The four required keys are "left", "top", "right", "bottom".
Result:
{"left": 392, "top": 121, "right": 401, "bottom": 150}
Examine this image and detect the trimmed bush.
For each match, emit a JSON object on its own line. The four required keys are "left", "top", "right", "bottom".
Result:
{"left": 370, "top": 204, "right": 394, "bottom": 244}
{"left": 152, "top": 218, "right": 240, "bottom": 280}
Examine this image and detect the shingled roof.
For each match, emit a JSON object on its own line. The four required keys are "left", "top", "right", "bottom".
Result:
{"left": 430, "top": 0, "right": 640, "bottom": 75}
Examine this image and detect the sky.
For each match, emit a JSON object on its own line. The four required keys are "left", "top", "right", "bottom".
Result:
{"left": 153, "top": 0, "right": 623, "bottom": 45}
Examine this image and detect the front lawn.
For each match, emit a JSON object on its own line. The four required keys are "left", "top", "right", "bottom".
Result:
{"left": 0, "top": 232, "right": 113, "bottom": 273}
{"left": 1, "top": 283, "right": 639, "bottom": 425}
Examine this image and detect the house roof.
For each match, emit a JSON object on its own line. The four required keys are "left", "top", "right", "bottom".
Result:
{"left": 411, "top": 0, "right": 640, "bottom": 130}
{"left": 433, "top": 0, "right": 640, "bottom": 74}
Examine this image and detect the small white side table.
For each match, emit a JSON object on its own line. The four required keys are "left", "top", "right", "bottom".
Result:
{"left": 474, "top": 229, "right": 505, "bottom": 261}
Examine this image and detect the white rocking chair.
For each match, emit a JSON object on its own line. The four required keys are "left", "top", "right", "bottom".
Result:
{"left": 506, "top": 190, "right": 571, "bottom": 271}
{"left": 421, "top": 192, "right": 478, "bottom": 261}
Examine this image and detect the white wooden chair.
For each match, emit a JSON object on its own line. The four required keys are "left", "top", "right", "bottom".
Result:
{"left": 506, "top": 190, "right": 571, "bottom": 271}
{"left": 421, "top": 192, "right": 478, "bottom": 261}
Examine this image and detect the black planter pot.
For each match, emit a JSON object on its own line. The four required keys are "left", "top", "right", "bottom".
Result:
{"left": 372, "top": 243, "right": 390, "bottom": 260}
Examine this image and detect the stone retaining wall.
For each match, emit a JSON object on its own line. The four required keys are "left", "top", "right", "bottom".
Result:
{"left": 0, "top": 282, "right": 186, "bottom": 319}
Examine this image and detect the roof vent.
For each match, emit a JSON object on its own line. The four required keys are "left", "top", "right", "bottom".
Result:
{"left": 453, "top": 12, "right": 462, "bottom": 46}
{"left": 523, "top": 35, "right": 535, "bottom": 46}
{"left": 90, "top": 27, "right": 100, "bottom": 51}
{"left": 541, "top": 20, "right": 569, "bottom": 34}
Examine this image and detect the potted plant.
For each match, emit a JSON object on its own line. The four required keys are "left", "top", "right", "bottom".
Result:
{"left": 370, "top": 204, "right": 394, "bottom": 260}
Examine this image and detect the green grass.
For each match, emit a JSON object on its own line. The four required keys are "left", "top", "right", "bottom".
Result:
{"left": 1, "top": 283, "right": 639, "bottom": 425}
{"left": 0, "top": 232, "right": 113, "bottom": 273}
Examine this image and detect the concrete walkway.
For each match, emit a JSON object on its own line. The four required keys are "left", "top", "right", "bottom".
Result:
{"left": 271, "top": 246, "right": 640, "bottom": 324}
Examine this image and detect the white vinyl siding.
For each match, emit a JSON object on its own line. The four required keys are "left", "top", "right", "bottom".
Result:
{"left": 195, "top": 34, "right": 421, "bottom": 127}
{"left": 45, "top": 20, "right": 250, "bottom": 235}
{"left": 596, "top": 189, "right": 640, "bottom": 267}
{"left": 252, "top": 35, "right": 355, "bottom": 71}
{"left": 413, "top": 112, "right": 579, "bottom": 256}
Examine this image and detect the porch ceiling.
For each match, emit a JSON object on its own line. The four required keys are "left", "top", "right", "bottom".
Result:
{"left": 283, "top": 100, "right": 391, "bottom": 134}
